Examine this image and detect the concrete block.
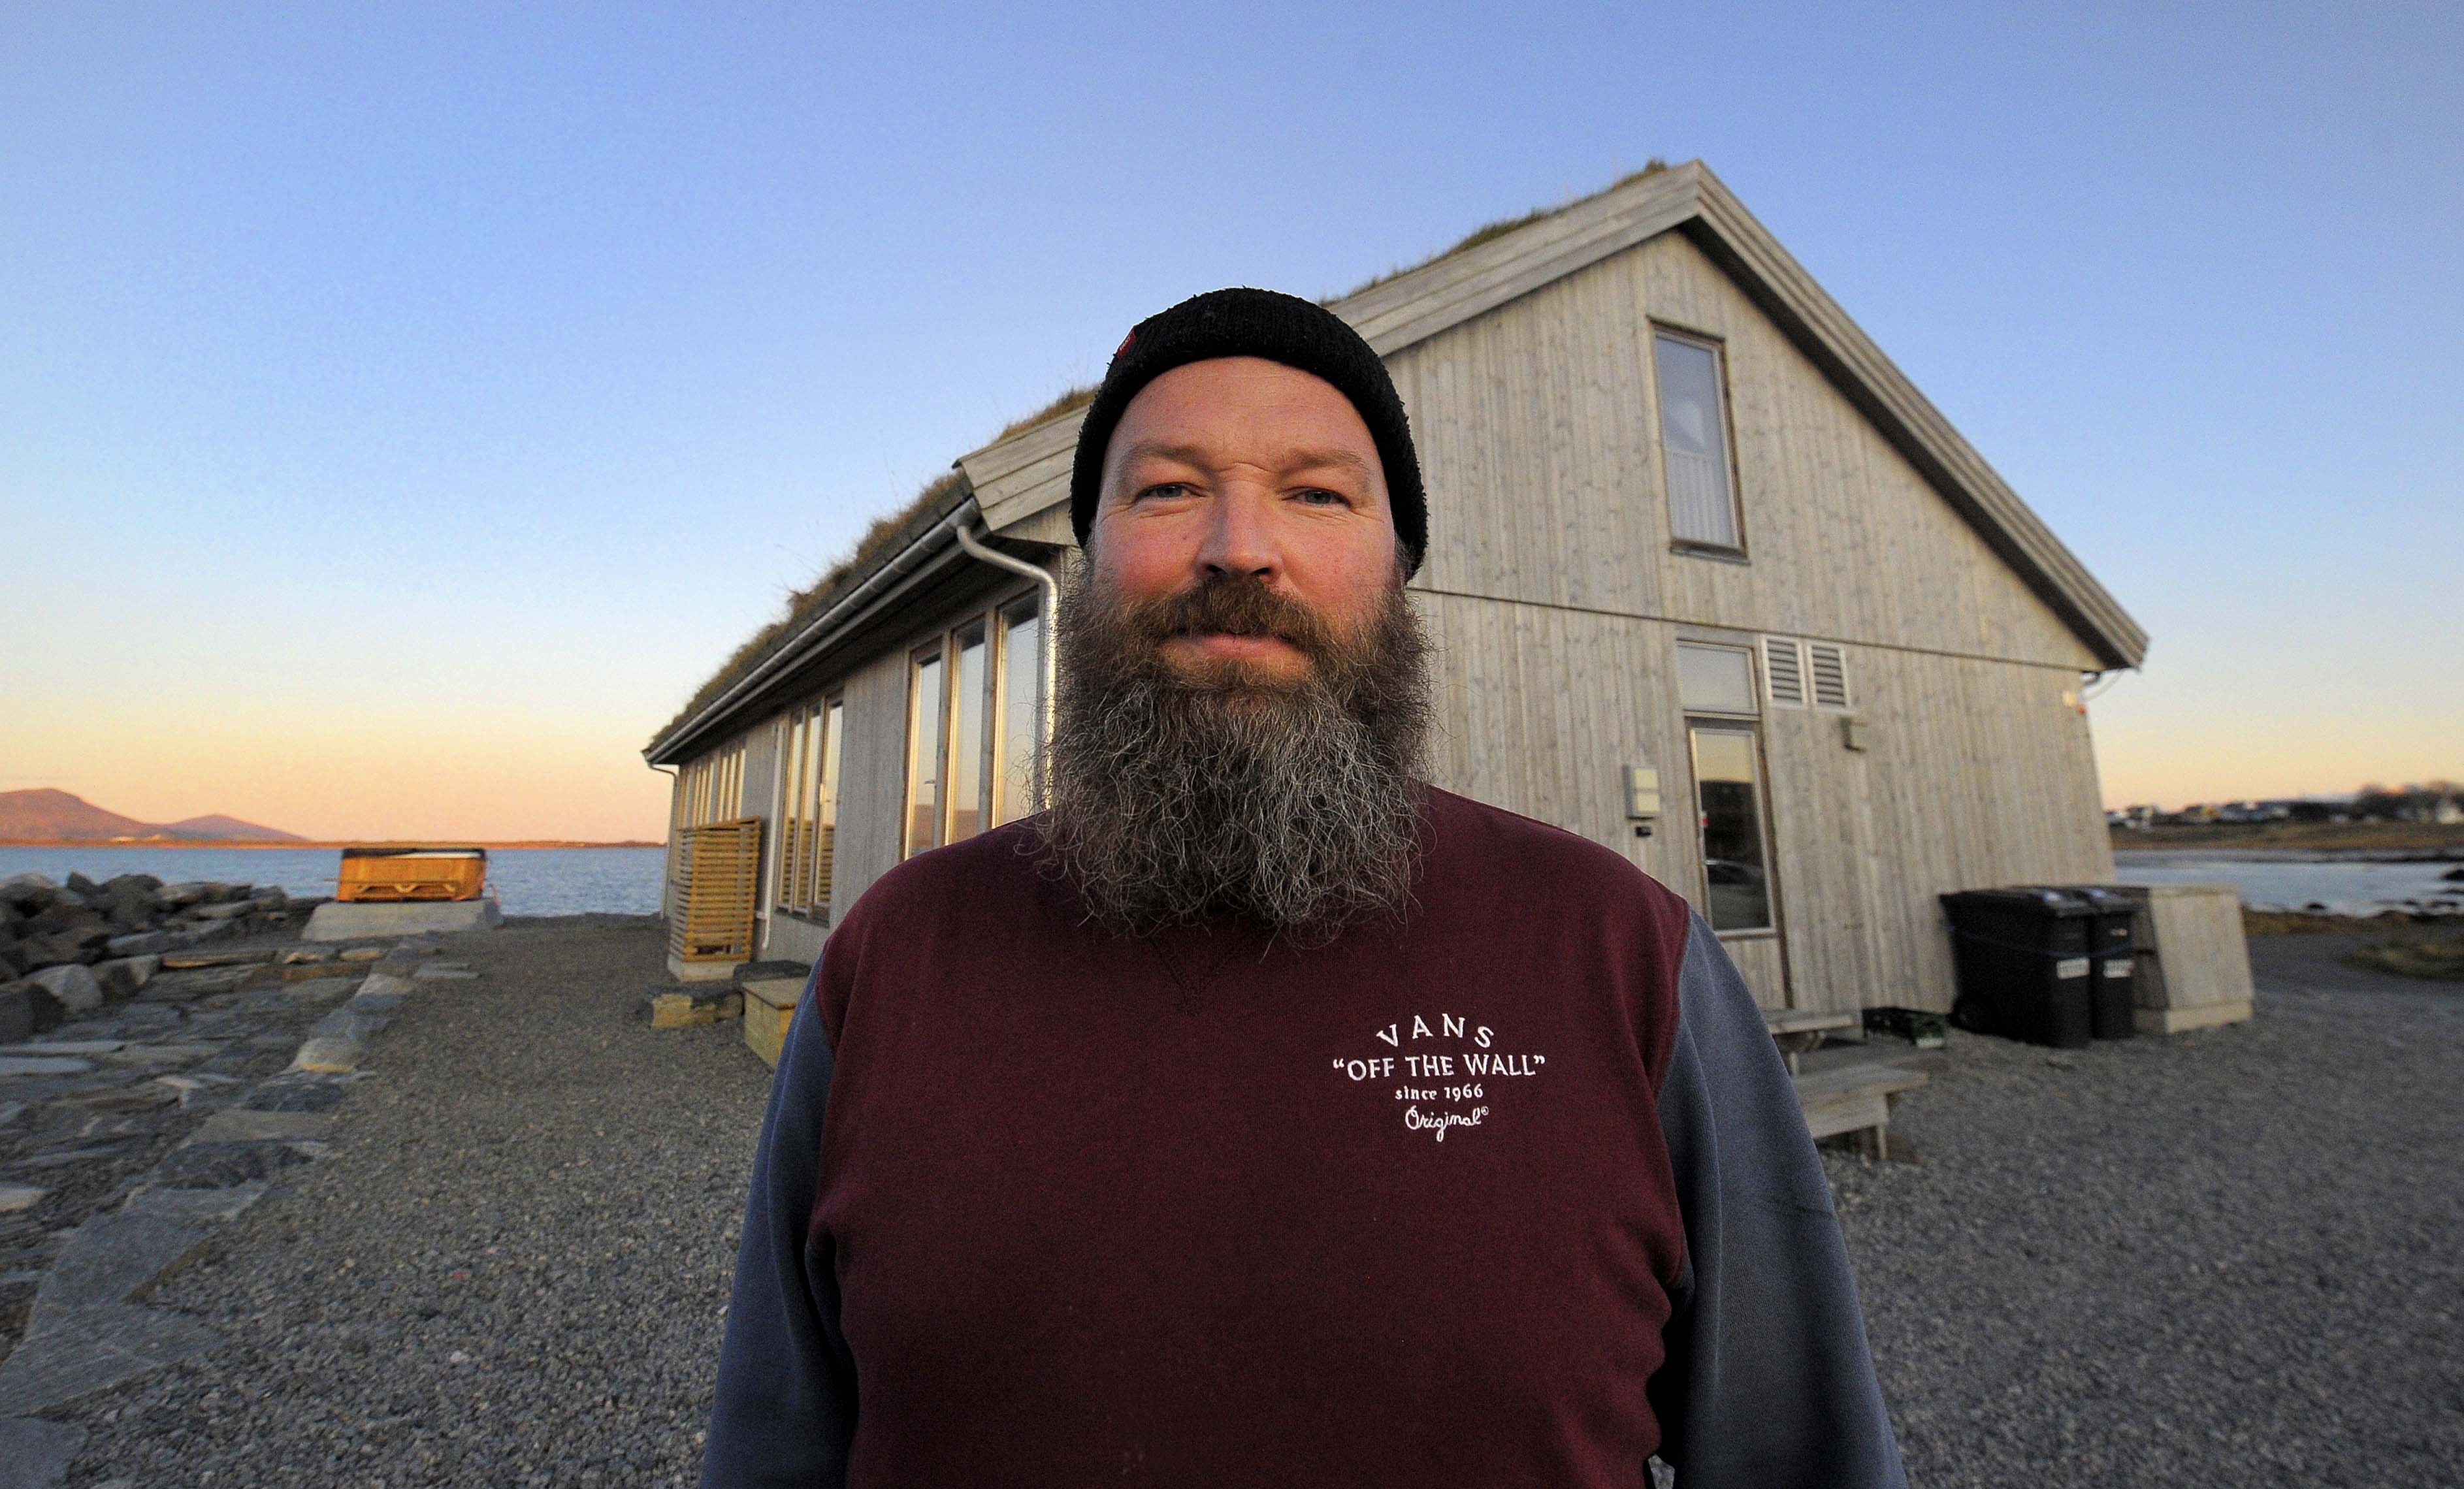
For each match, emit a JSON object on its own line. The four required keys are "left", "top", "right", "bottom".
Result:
{"left": 302, "top": 901, "right": 501, "bottom": 942}
{"left": 665, "top": 952, "right": 743, "bottom": 983}
{"left": 2134, "top": 999, "right": 2255, "bottom": 1035}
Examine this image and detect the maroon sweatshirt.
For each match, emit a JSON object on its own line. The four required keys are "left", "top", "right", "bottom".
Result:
{"left": 704, "top": 788, "right": 1905, "bottom": 1488}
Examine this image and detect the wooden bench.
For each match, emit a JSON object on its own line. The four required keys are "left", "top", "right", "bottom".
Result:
{"left": 1766, "top": 1008, "right": 1859, "bottom": 1074}
{"left": 1792, "top": 1060, "right": 1930, "bottom": 1160}
{"left": 1762, "top": 1009, "right": 1931, "bottom": 1158}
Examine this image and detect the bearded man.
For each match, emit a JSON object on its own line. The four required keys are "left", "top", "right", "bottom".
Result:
{"left": 702, "top": 289, "right": 1907, "bottom": 1488}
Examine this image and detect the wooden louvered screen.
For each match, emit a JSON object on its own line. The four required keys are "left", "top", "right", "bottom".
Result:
{"left": 669, "top": 817, "right": 762, "bottom": 965}
{"left": 1808, "top": 643, "right": 1851, "bottom": 709}
{"left": 1762, "top": 636, "right": 1806, "bottom": 707}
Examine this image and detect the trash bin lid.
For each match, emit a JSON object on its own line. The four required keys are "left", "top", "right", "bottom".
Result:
{"left": 1941, "top": 887, "right": 2097, "bottom": 916}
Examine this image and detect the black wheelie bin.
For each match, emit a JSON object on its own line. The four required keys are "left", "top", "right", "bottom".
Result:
{"left": 1939, "top": 888, "right": 2098, "bottom": 1048}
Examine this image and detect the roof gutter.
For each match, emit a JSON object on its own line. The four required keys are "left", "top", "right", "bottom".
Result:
{"left": 954, "top": 522, "right": 1060, "bottom": 771}
{"left": 648, "top": 498, "right": 981, "bottom": 764}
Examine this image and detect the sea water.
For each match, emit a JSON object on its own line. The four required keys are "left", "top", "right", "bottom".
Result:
{"left": 2113, "top": 851, "right": 2463, "bottom": 916}
{"left": 0, "top": 846, "right": 666, "bottom": 917}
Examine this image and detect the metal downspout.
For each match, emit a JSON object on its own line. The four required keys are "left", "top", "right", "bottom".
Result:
{"left": 953, "top": 523, "right": 1061, "bottom": 799}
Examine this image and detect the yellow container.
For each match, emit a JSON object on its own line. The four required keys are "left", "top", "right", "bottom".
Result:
{"left": 337, "top": 847, "right": 488, "bottom": 903}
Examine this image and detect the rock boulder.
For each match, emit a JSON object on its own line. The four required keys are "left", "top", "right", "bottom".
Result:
{"left": 27, "top": 964, "right": 104, "bottom": 1017}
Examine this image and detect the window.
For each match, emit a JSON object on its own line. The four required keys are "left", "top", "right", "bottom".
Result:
{"left": 1676, "top": 641, "right": 1777, "bottom": 934}
{"left": 775, "top": 697, "right": 842, "bottom": 918}
{"left": 948, "top": 625, "right": 988, "bottom": 843}
{"left": 1759, "top": 635, "right": 1853, "bottom": 711}
{"left": 994, "top": 601, "right": 1044, "bottom": 826}
{"left": 1690, "top": 725, "right": 1775, "bottom": 933}
{"left": 906, "top": 648, "right": 945, "bottom": 857}
{"left": 675, "top": 740, "right": 747, "bottom": 829}
{"left": 905, "top": 589, "right": 1048, "bottom": 854}
{"left": 1653, "top": 329, "right": 1743, "bottom": 551}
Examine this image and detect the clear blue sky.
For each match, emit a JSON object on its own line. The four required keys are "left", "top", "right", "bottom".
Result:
{"left": 3, "top": 1, "right": 2456, "bottom": 837}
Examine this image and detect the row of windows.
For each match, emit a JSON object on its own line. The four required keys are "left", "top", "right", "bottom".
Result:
{"left": 674, "top": 743, "right": 745, "bottom": 831}
{"left": 775, "top": 698, "right": 843, "bottom": 918}
{"left": 907, "top": 596, "right": 1044, "bottom": 857}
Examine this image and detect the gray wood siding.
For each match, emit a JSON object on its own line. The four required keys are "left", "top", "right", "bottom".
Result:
{"left": 1416, "top": 590, "right": 2110, "bottom": 1014}
{"left": 829, "top": 642, "right": 915, "bottom": 923}
{"left": 1386, "top": 230, "right": 2103, "bottom": 674}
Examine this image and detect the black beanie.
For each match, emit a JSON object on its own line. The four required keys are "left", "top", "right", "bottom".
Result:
{"left": 1069, "top": 287, "right": 1426, "bottom": 576}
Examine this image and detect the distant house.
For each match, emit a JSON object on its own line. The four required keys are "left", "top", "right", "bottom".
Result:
{"left": 643, "top": 161, "right": 2148, "bottom": 1016}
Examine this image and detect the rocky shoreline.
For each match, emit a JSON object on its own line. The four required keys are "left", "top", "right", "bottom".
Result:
{"left": 0, "top": 872, "right": 476, "bottom": 1486}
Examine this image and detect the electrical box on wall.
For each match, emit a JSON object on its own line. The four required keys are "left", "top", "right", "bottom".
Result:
{"left": 1625, "top": 765, "right": 1661, "bottom": 837}
{"left": 1841, "top": 716, "right": 1870, "bottom": 752}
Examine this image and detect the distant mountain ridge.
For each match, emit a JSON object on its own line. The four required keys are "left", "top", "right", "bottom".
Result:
{"left": 0, "top": 789, "right": 302, "bottom": 844}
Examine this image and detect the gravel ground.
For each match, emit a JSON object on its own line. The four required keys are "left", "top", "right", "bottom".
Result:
{"left": 52, "top": 914, "right": 772, "bottom": 1488}
{"left": 1832, "top": 931, "right": 2463, "bottom": 1487}
{"left": 35, "top": 921, "right": 2462, "bottom": 1486}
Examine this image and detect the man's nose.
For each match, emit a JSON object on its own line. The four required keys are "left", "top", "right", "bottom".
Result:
{"left": 1195, "top": 489, "right": 1280, "bottom": 581}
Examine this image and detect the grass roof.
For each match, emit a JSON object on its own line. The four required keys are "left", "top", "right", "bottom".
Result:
{"left": 1323, "top": 159, "right": 1669, "bottom": 304}
{"left": 651, "top": 159, "right": 1674, "bottom": 758}
{"left": 649, "top": 469, "right": 972, "bottom": 754}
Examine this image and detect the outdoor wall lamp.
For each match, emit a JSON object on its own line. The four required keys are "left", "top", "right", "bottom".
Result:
{"left": 1625, "top": 765, "right": 1661, "bottom": 838}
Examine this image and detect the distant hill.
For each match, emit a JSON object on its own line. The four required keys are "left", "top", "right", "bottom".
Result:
{"left": 0, "top": 790, "right": 302, "bottom": 844}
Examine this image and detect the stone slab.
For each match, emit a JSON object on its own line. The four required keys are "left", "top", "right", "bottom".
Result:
{"left": 33, "top": 1213, "right": 208, "bottom": 1321}
{"left": 122, "top": 1180, "right": 268, "bottom": 1224}
{"left": 288, "top": 1036, "right": 365, "bottom": 1074}
{"left": 186, "top": 1108, "right": 333, "bottom": 1145}
{"left": 0, "top": 1303, "right": 223, "bottom": 1415}
{"left": 302, "top": 900, "right": 501, "bottom": 942}
{"left": 157, "top": 948, "right": 272, "bottom": 970}
{"left": 99, "top": 1043, "right": 224, "bottom": 1068}
{"left": 157, "top": 1140, "right": 316, "bottom": 1187}
{"left": 0, "top": 1042, "right": 122, "bottom": 1057}
{"left": 0, "top": 1185, "right": 44, "bottom": 1215}
{"left": 336, "top": 947, "right": 384, "bottom": 962}
{"left": 358, "top": 972, "right": 417, "bottom": 1000}
{"left": 310, "top": 1009, "right": 386, "bottom": 1044}
{"left": 0, "top": 1416, "right": 86, "bottom": 1488}
{"left": 0, "top": 1058, "right": 91, "bottom": 1078}
{"left": 412, "top": 967, "right": 479, "bottom": 980}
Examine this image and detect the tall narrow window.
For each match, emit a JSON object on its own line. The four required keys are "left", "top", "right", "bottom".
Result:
{"left": 996, "top": 601, "right": 1043, "bottom": 825}
{"left": 775, "top": 711, "right": 809, "bottom": 910}
{"left": 1676, "top": 639, "right": 1776, "bottom": 934}
{"left": 907, "top": 650, "right": 944, "bottom": 856}
{"left": 813, "top": 699, "right": 842, "bottom": 913}
{"left": 1689, "top": 725, "right": 1775, "bottom": 932}
{"left": 948, "top": 626, "right": 988, "bottom": 843}
{"left": 1655, "top": 330, "right": 1742, "bottom": 551}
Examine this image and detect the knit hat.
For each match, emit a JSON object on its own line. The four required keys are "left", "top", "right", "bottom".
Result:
{"left": 1069, "top": 287, "right": 1426, "bottom": 576}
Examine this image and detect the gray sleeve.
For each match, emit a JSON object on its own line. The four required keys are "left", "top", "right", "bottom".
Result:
{"left": 701, "top": 967, "right": 856, "bottom": 1488}
{"left": 1649, "top": 914, "right": 1906, "bottom": 1488}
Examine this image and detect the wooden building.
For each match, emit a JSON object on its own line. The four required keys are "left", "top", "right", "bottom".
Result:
{"left": 643, "top": 161, "right": 2147, "bottom": 1015}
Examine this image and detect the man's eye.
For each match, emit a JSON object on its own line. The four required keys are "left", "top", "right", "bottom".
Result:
{"left": 1135, "top": 482, "right": 1194, "bottom": 502}
{"left": 1294, "top": 488, "right": 1350, "bottom": 507}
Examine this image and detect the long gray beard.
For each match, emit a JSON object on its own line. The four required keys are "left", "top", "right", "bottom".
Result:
{"left": 1036, "top": 562, "right": 1434, "bottom": 945}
